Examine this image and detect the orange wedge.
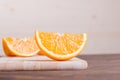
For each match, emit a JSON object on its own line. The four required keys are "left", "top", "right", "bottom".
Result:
{"left": 2, "top": 37, "right": 40, "bottom": 56}
{"left": 35, "top": 31, "right": 88, "bottom": 60}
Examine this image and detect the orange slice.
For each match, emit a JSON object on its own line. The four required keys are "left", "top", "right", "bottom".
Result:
{"left": 2, "top": 37, "right": 40, "bottom": 56}
{"left": 35, "top": 31, "right": 88, "bottom": 60}
{"left": 37, "top": 50, "right": 45, "bottom": 55}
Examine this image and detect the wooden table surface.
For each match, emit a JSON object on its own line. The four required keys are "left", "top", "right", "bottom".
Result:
{"left": 0, "top": 54, "right": 120, "bottom": 80}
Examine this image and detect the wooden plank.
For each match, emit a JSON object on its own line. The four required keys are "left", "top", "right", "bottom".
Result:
{"left": 0, "top": 56, "right": 88, "bottom": 70}
{"left": 0, "top": 54, "right": 120, "bottom": 80}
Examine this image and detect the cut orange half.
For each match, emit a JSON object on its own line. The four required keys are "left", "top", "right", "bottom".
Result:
{"left": 35, "top": 31, "right": 88, "bottom": 60}
{"left": 2, "top": 37, "right": 40, "bottom": 56}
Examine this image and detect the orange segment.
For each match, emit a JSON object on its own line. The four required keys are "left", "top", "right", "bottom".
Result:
{"left": 35, "top": 31, "right": 88, "bottom": 60}
{"left": 2, "top": 37, "right": 40, "bottom": 56}
{"left": 37, "top": 50, "right": 45, "bottom": 55}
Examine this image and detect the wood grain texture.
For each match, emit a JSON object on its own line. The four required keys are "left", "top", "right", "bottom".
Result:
{"left": 0, "top": 56, "right": 88, "bottom": 70}
{"left": 0, "top": 54, "right": 120, "bottom": 80}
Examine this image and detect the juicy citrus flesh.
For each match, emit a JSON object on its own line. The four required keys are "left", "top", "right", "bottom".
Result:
{"left": 35, "top": 31, "right": 87, "bottom": 60}
{"left": 2, "top": 37, "right": 40, "bottom": 56}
